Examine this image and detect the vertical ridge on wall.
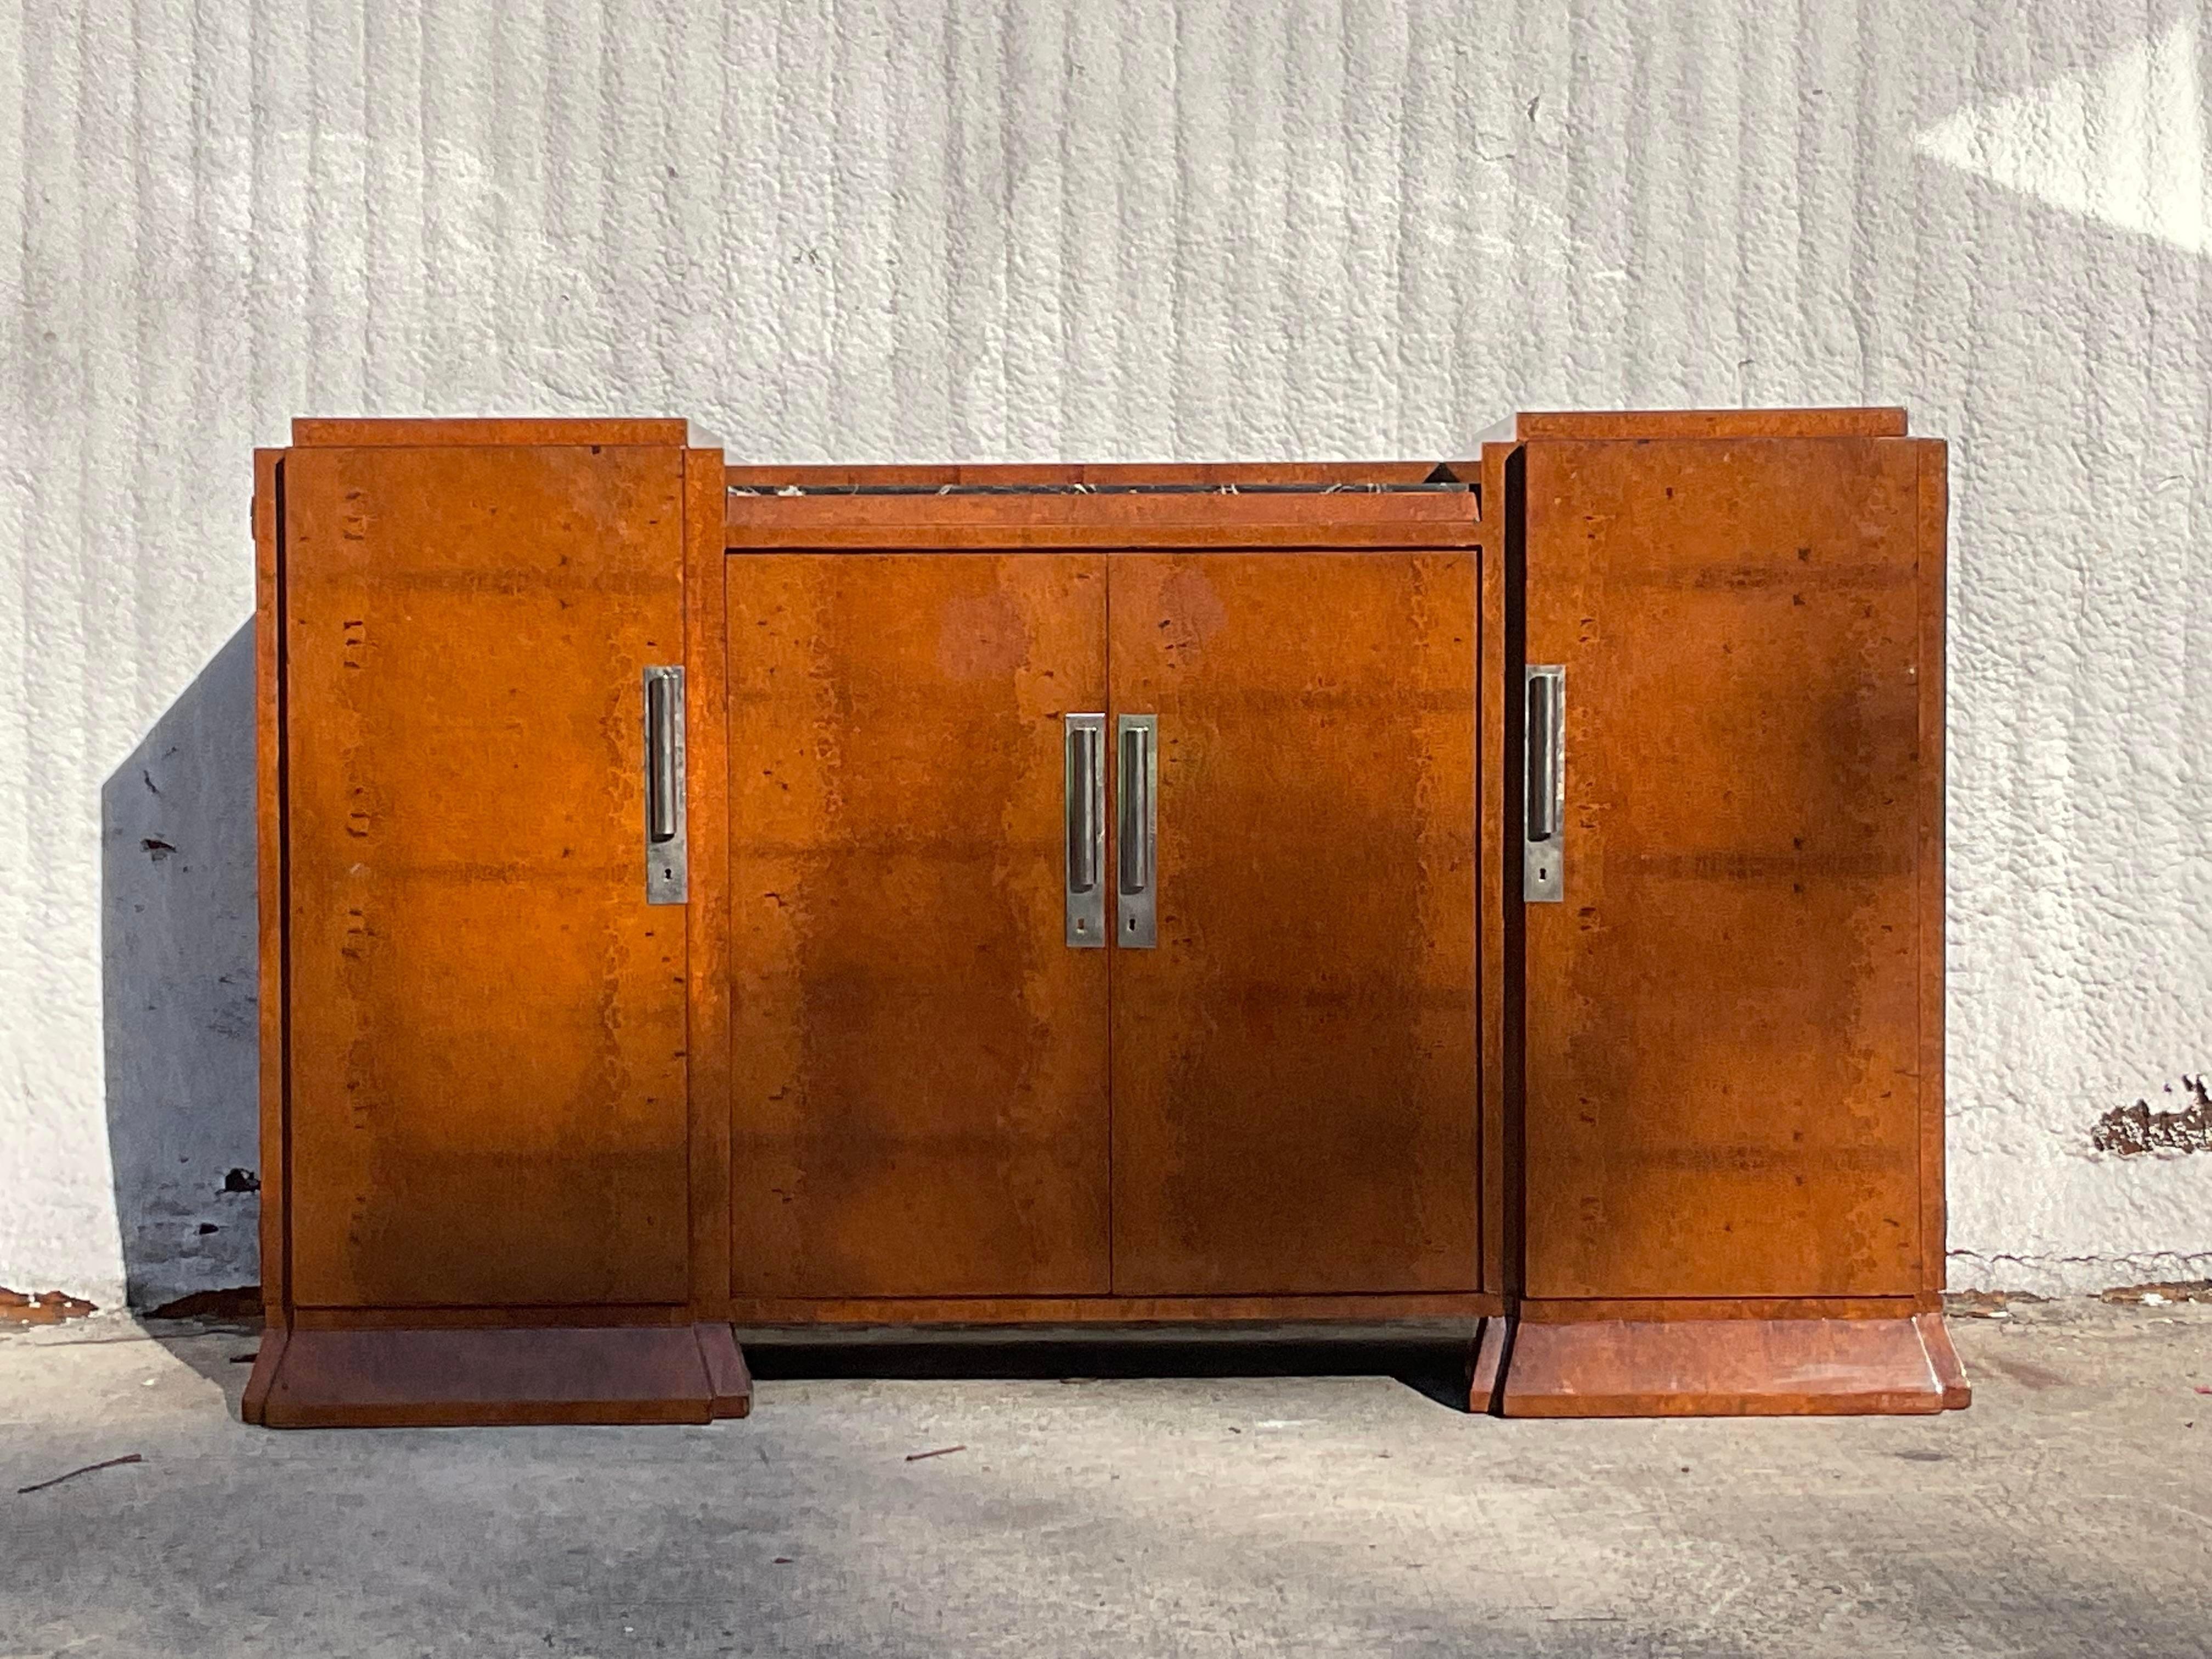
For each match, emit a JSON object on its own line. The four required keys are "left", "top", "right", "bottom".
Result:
{"left": 0, "top": 0, "right": 2207, "bottom": 1304}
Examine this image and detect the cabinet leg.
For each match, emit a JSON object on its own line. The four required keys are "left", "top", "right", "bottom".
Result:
{"left": 696, "top": 1323, "right": 754, "bottom": 1419}
{"left": 1466, "top": 1314, "right": 1514, "bottom": 1414}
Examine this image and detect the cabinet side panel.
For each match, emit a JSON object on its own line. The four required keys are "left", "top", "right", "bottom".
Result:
{"left": 284, "top": 445, "right": 691, "bottom": 1308}
{"left": 684, "top": 451, "right": 732, "bottom": 1318}
{"left": 255, "top": 449, "right": 290, "bottom": 1325}
{"left": 1480, "top": 446, "right": 1513, "bottom": 1296}
{"left": 1917, "top": 440, "right": 1949, "bottom": 1293}
{"left": 1520, "top": 438, "right": 1925, "bottom": 1299}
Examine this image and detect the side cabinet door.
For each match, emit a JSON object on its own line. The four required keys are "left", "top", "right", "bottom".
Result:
{"left": 1108, "top": 553, "right": 1479, "bottom": 1296}
{"left": 283, "top": 444, "right": 692, "bottom": 1308}
{"left": 1517, "top": 437, "right": 1938, "bottom": 1299}
{"left": 726, "top": 553, "right": 1112, "bottom": 1299}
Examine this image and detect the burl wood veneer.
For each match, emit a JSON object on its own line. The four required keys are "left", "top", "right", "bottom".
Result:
{"left": 250, "top": 408, "right": 1962, "bottom": 1426}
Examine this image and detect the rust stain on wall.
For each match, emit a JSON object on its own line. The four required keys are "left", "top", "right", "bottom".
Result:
{"left": 2092, "top": 1075, "right": 2212, "bottom": 1155}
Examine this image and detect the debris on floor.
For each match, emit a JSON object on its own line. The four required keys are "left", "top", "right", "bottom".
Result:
{"left": 1945, "top": 1289, "right": 2048, "bottom": 1318}
{"left": 17, "top": 1453, "right": 143, "bottom": 1496}
{"left": 2100, "top": 1281, "right": 2212, "bottom": 1306}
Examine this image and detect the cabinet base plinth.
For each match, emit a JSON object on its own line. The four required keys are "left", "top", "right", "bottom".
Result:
{"left": 1479, "top": 1309, "right": 1971, "bottom": 1418}
{"left": 242, "top": 1323, "right": 753, "bottom": 1428}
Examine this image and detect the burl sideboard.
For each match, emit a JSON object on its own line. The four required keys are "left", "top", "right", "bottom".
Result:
{"left": 241, "top": 408, "right": 1967, "bottom": 1427}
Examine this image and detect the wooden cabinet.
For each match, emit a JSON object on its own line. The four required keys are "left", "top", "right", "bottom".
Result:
{"left": 1480, "top": 411, "right": 1964, "bottom": 1415}
{"left": 246, "top": 422, "right": 749, "bottom": 1427}
{"left": 247, "top": 411, "right": 1964, "bottom": 1427}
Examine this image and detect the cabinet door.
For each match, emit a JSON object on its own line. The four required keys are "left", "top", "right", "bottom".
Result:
{"left": 284, "top": 444, "right": 691, "bottom": 1308}
{"left": 727, "top": 554, "right": 1111, "bottom": 1297}
{"left": 1517, "top": 437, "right": 1934, "bottom": 1299}
{"left": 1108, "top": 554, "right": 1479, "bottom": 1296}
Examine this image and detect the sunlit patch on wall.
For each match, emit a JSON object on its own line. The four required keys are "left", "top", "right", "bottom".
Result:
{"left": 1915, "top": 18, "right": 2206, "bottom": 254}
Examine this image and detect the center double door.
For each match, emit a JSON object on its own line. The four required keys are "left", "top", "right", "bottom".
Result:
{"left": 728, "top": 550, "right": 1477, "bottom": 1303}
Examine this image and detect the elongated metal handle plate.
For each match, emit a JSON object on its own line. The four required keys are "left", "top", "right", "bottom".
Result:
{"left": 1117, "top": 714, "right": 1157, "bottom": 947}
{"left": 1065, "top": 714, "right": 1105, "bottom": 947}
{"left": 1523, "top": 664, "right": 1564, "bottom": 903}
{"left": 644, "top": 665, "right": 688, "bottom": 905}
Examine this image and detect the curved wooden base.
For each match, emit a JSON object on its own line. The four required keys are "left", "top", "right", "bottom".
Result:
{"left": 241, "top": 1323, "right": 753, "bottom": 1429}
{"left": 1475, "top": 1308, "right": 1971, "bottom": 1418}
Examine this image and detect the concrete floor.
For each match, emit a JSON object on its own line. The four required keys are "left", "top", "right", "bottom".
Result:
{"left": 2, "top": 1300, "right": 2208, "bottom": 1658}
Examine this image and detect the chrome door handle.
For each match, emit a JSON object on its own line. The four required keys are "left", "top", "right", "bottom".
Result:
{"left": 1065, "top": 714, "right": 1105, "bottom": 947}
{"left": 1523, "top": 664, "right": 1563, "bottom": 902}
{"left": 643, "top": 665, "right": 687, "bottom": 904}
{"left": 1117, "top": 714, "right": 1157, "bottom": 947}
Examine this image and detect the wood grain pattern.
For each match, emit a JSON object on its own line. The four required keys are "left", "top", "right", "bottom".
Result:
{"left": 252, "top": 1324, "right": 743, "bottom": 1428}
{"left": 726, "top": 554, "right": 1111, "bottom": 1297}
{"left": 725, "top": 490, "right": 1479, "bottom": 550}
{"left": 1517, "top": 1296, "right": 1922, "bottom": 1323}
{"left": 292, "top": 418, "right": 687, "bottom": 448}
{"left": 283, "top": 444, "right": 691, "bottom": 1308}
{"left": 1497, "top": 1314, "right": 1949, "bottom": 1417}
{"left": 1515, "top": 409, "right": 1907, "bottom": 440}
{"left": 253, "top": 448, "right": 290, "bottom": 1330}
{"left": 1479, "top": 443, "right": 1513, "bottom": 1297}
{"left": 724, "top": 461, "right": 1447, "bottom": 488}
{"left": 1107, "top": 554, "right": 1479, "bottom": 1296}
{"left": 683, "top": 450, "right": 733, "bottom": 1318}
{"left": 1517, "top": 438, "right": 1927, "bottom": 1301}
{"left": 1467, "top": 1316, "right": 1510, "bottom": 1412}
{"left": 1916, "top": 441, "right": 1950, "bottom": 1295}
{"left": 239, "top": 1324, "right": 286, "bottom": 1425}
{"left": 725, "top": 1293, "right": 1499, "bottom": 1324}
{"left": 1916, "top": 1309, "right": 1971, "bottom": 1409}
{"left": 289, "top": 1304, "right": 691, "bottom": 1330}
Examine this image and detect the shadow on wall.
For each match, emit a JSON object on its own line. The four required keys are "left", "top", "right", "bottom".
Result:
{"left": 101, "top": 620, "right": 262, "bottom": 1311}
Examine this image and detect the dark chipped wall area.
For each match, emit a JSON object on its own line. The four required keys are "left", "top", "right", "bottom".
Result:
{"left": 2094, "top": 1077, "right": 2212, "bottom": 1157}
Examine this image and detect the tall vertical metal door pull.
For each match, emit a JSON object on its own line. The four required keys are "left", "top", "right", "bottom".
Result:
{"left": 1065, "top": 714, "right": 1106, "bottom": 947}
{"left": 644, "top": 665, "right": 688, "bottom": 904}
{"left": 1524, "top": 664, "right": 1564, "bottom": 902}
{"left": 1118, "top": 714, "right": 1158, "bottom": 947}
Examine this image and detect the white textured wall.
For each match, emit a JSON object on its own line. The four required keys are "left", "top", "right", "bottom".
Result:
{"left": 3, "top": 1, "right": 2207, "bottom": 1308}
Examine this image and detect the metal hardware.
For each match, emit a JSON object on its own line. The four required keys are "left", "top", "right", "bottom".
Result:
{"left": 1116, "top": 714, "right": 1158, "bottom": 947}
{"left": 643, "top": 666, "right": 688, "bottom": 904}
{"left": 1064, "top": 714, "right": 1105, "bottom": 947}
{"left": 1523, "top": 664, "right": 1564, "bottom": 902}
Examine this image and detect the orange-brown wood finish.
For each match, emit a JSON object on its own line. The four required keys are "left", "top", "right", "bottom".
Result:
{"left": 727, "top": 1293, "right": 1499, "bottom": 1325}
{"left": 726, "top": 554, "right": 1113, "bottom": 1298}
{"left": 250, "top": 409, "right": 1957, "bottom": 1427}
{"left": 724, "top": 460, "right": 1449, "bottom": 488}
{"left": 254, "top": 1324, "right": 750, "bottom": 1428}
{"left": 251, "top": 426, "right": 751, "bottom": 1429}
{"left": 1517, "top": 437, "right": 1927, "bottom": 1301}
{"left": 684, "top": 449, "right": 735, "bottom": 1319}
{"left": 281, "top": 443, "right": 692, "bottom": 1310}
{"left": 1515, "top": 407, "right": 1907, "bottom": 440}
{"left": 252, "top": 449, "right": 291, "bottom": 1334}
{"left": 1498, "top": 1315, "right": 1951, "bottom": 1417}
{"left": 292, "top": 417, "right": 689, "bottom": 448}
{"left": 1488, "top": 417, "right": 1959, "bottom": 1418}
{"left": 726, "top": 488, "right": 1480, "bottom": 551}
{"left": 1107, "top": 554, "right": 1480, "bottom": 1296}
